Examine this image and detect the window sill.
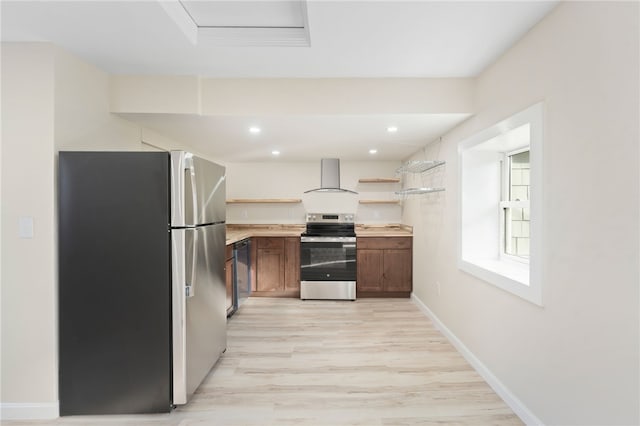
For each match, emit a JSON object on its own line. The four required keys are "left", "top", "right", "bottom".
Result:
{"left": 459, "top": 257, "right": 541, "bottom": 306}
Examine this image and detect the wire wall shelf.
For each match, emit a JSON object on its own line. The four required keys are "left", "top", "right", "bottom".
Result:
{"left": 395, "top": 160, "right": 445, "bottom": 174}
{"left": 226, "top": 199, "right": 302, "bottom": 204}
{"left": 359, "top": 199, "right": 401, "bottom": 204}
{"left": 358, "top": 178, "right": 401, "bottom": 183}
{"left": 395, "top": 187, "right": 445, "bottom": 196}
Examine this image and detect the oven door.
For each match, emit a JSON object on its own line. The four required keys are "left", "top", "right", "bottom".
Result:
{"left": 300, "top": 236, "right": 356, "bottom": 281}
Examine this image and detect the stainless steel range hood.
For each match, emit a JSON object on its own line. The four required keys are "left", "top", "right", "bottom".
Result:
{"left": 304, "top": 158, "right": 357, "bottom": 194}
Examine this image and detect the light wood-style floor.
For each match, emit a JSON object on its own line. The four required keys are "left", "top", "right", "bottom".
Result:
{"left": 6, "top": 298, "right": 522, "bottom": 425}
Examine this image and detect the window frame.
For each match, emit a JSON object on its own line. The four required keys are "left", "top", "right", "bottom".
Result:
{"left": 458, "top": 102, "right": 543, "bottom": 306}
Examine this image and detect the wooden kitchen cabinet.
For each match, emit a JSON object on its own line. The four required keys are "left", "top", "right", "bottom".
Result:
{"left": 356, "top": 237, "right": 412, "bottom": 297}
{"left": 253, "top": 237, "right": 300, "bottom": 296}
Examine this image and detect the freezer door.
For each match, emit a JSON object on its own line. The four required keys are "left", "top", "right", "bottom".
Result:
{"left": 171, "top": 151, "right": 226, "bottom": 227}
{"left": 172, "top": 223, "right": 227, "bottom": 405}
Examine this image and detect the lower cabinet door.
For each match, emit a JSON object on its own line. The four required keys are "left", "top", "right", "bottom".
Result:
{"left": 383, "top": 249, "right": 412, "bottom": 292}
{"left": 256, "top": 248, "right": 285, "bottom": 292}
{"left": 356, "top": 249, "right": 384, "bottom": 292}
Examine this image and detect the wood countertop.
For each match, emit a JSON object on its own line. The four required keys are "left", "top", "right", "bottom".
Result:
{"left": 226, "top": 224, "right": 412, "bottom": 245}
{"left": 355, "top": 224, "right": 413, "bottom": 237}
{"left": 226, "top": 225, "right": 305, "bottom": 245}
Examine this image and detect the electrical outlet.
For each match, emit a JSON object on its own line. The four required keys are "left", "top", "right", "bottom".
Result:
{"left": 436, "top": 281, "right": 441, "bottom": 296}
{"left": 242, "top": 209, "right": 248, "bottom": 219}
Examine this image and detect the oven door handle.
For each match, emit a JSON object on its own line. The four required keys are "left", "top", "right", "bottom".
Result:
{"left": 301, "top": 236, "right": 356, "bottom": 243}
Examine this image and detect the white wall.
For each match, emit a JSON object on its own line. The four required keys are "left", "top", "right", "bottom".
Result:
{"left": 226, "top": 161, "right": 402, "bottom": 224}
{"left": 54, "top": 48, "right": 143, "bottom": 150}
{"left": 111, "top": 76, "right": 474, "bottom": 115}
{"left": 404, "top": 3, "right": 639, "bottom": 425}
{"left": 1, "top": 43, "right": 58, "bottom": 415}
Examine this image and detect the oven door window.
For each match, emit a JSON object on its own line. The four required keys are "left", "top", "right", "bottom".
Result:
{"left": 300, "top": 241, "right": 356, "bottom": 281}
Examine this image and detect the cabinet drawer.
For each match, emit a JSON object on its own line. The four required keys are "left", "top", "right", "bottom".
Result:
{"left": 357, "top": 237, "right": 412, "bottom": 250}
{"left": 256, "top": 237, "right": 285, "bottom": 250}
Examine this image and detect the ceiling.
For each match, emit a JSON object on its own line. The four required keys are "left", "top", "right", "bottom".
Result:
{"left": 120, "top": 113, "right": 470, "bottom": 162}
{"left": 1, "top": 1, "right": 558, "bottom": 162}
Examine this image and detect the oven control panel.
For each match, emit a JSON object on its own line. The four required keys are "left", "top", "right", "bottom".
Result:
{"left": 306, "top": 213, "right": 354, "bottom": 224}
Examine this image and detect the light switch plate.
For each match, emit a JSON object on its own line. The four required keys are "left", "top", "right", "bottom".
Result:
{"left": 19, "top": 216, "right": 34, "bottom": 239}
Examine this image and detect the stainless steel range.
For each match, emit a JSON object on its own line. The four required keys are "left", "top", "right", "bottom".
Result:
{"left": 300, "top": 213, "right": 356, "bottom": 300}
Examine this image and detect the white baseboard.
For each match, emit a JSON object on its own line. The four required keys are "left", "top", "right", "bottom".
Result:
{"left": 410, "top": 293, "right": 544, "bottom": 426}
{"left": 0, "top": 401, "right": 59, "bottom": 420}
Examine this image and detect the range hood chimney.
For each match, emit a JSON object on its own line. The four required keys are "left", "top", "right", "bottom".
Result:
{"left": 304, "top": 158, "right": 357, "bottom": 194}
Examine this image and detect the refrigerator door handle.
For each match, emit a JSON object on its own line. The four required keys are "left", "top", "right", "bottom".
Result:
{"left": 172, "top": 228, "right": 187, "bottom": 405}
{"left": 185, "top": 155, "right": 199, "bottom": 226}
{"left": 185, "top": 228, "right": 198, "bottom": 298}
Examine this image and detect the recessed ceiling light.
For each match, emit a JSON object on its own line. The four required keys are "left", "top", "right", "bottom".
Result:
{"left": 249, "top": 126, "right": 261, "bottom": 134}
{"left": 387, "top": 126, "right": 398, "bottom": 133}
{"left": 369, "top": 149, "right": 378, "bottom": 154}
{"left": 271, "top": 150, "right": 280, "bottom": 156}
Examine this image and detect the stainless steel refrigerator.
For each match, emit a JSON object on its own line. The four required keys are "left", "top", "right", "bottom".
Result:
{"left": 58, "top": 151, "right": 227, "bottom": 415}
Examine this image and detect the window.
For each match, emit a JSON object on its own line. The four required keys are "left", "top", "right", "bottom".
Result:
{"left": 458, "top": 103, "right": 543, "bottom": 306}
{"left": 501, "top": 149, "right": 530, "bottom": 261}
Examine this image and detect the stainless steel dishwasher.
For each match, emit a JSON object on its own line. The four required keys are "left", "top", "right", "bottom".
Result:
{"left": 233, "top": 239, "right": 251, "bottom": 309}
